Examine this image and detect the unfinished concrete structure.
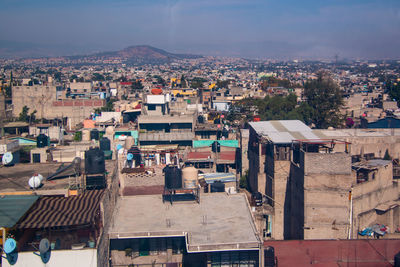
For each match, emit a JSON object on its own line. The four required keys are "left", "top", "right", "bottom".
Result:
{"left": 247, "top": 120, "right": 400, "bottom": 241}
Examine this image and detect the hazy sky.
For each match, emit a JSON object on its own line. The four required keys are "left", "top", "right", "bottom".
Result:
{"left": 0, "top": 0, "right": 399, "bottom": 59}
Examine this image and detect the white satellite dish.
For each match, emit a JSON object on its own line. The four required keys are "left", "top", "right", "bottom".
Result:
{"left": 2, "top": 152, "right": 13, "bottom": 165}
{"left": 29, "top": 173, "right": 43, "bottom": 189}
{"left": 39, "top": 238, "right": 50, "bottom": 254}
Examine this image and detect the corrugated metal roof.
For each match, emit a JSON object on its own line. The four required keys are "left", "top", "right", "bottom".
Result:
{"left": 249, "top": 120, "right": 327, "bottom": 144}
{"left": 199, "top": 173, "right": 236, "bottom": 184}
{"left": 0, "top": 195, "right": 39, "bottom": 228}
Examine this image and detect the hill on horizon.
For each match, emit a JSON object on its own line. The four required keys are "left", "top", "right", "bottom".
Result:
{"left": 0, "top": 41, "right": 202, "bottom": 63}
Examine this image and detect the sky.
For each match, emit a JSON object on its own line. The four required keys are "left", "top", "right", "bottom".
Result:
{"left": 0, "top": 0, "right": 399, "bottom": 59}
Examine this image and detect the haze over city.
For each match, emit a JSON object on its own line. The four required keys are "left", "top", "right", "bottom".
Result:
{"left": 1, "top": 0, "right": 400, "bottom": 59}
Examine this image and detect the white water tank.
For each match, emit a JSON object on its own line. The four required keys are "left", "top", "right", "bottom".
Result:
{"left": 182, "top": 167, "right": 198, "bottom": 189}
{"left": 125, "top": 136, "right": 135, "bottom": 149}
{"left": 106, "top": 126, "right": 115, "bottom": 135}
{"left": 82, "top": 130, "right": 90, "bottom": 141}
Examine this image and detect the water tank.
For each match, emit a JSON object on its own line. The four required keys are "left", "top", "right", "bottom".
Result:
{"left": 90, "top": 129, "right": 99, "bottom": 140}
{"left": 394, "top": 251, "right": 400, "bottom": 267}
{"left": 264, "top": 246, "right": 275, "bottom": 267}
{"left": 210, "top": 181, "right": 225, "bottom": 192}
{"left": 85, "top": 148, "right": 105, "bottom": 174}
{"left": 212, "top": 141, "right": 220, "bottom": 153}
{"left": 82, "top": 129, "right": 91, "bottom": 141}
{"left": 105, "top": 126, "right": 114, "bottom": 135}
{"left": 128, "top": 147, "right": 141, "bottom": 167}
{"left": 122, "top": 114, "right": 130, "bottom": 123}
{"left": 182, "top": 166, "right": 198, "bottom": 189}
{"left": 99, "top": 137, "right": 111, "bottom": 151}
{"left": 222, "top": 128, "right": 229, "bottom": 138}
{"left": 125, "top": 136, "right": 135, "bottom": 150}
{"left": 164, "top": 165, "right": 182, "bottom": 189}
{"left": 37, "top": 134, "right": 49, "bottom": 148}
{"left": 197, "top": 115, "right": 204, "bottom": 123}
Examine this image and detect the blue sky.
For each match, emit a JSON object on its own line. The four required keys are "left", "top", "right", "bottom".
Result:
{"left": 0, "top": 0, "right": 399, "bottom": 59}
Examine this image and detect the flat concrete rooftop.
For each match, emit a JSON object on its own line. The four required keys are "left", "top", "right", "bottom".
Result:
{"left": 0, "top": 160, "right": 116, "bottom": 195}
{"left": 110, "top": 193, "right": 260, "bottom": 252}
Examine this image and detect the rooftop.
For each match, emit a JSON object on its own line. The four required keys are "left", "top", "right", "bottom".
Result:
{"left": 249, "top": 120, "right": 327, "bottom": 144}
{"left": 109, "top": 193, "right": 260, "bottom": 252}
{"left": 138, "top": 115, "right": 194, "bottom": 124}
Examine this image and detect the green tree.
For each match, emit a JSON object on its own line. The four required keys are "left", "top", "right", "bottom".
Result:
{"left": 180, "top": 75, "right": 187, "bottom": 88}
{"left": 190, "top": 77, "right": 206, "bottom": 89}
{"left": 388, "top": 81, "right": 400, "bottom": 105}
{"left": 303, "top": 73, "right": 344, "bottom": 128}
{"left": 18, "top": 106, "right": 30, "bottom": 122}
{"left": 92, "top": 73, "right": 105, "bottom": 81}
{"left": 216, "top": 80, "right": 229, "bottom": 88}
{"left": 383, "top": 149, "right": 392, "bottom": 160}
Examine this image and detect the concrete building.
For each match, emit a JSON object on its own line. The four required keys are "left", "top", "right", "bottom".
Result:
{"left": 247, "top": 120, "right": 400, "bottom": 241}
{"left": 109, "top": 193, "right": 261, "bottom": 266}
{"left": 12, "top": 85, "right": 105, "bottom": 128}
{"left": 138, "top": 115, "right": 195, "bottom": 147}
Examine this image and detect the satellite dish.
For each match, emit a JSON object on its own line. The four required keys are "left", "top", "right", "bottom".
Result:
{"left": 29, "top": 175, "right": 42, "bottom": 189}
{"left": 33, "top": 238, "right": 51, "bottom": 263}
{"left": 2, "top": 152, "right": 13, "bottom": 165}
{"left": 39, "top": 238, "right": 50, "bottom": 254}
{"left": 4, "top": 238, "right": 17, "bottom": 254}
{"left": 3, "top": 238, "right": 18, "bottom": 264}
{"left": 127, "top": 153, "right": 133, "bottom": 161}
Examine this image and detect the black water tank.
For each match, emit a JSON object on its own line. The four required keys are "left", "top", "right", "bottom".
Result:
{"left": 222, "top": 128, "right": 229, "bottom": 138}
{"left": 122, "top": 114, "right": 130, "bottom": 123}
{"left": 197, "top": 115, "right": 204, "bottom": 124}
{"left": 128, "top": 147, "right": 141, "bottom": 166}
{"left": 264, "top": 246, "right": 275, "bottom": 267}
{"left": 85, "top": 148, "right": 105, "bottom": 174}
{"left": 164, "top": 165, "right": 182, "bottom": 189}
{"left": 90, "top": 129, "right": 100, "bottom": 140}
{"left": 212, "top": 141, "right": 220, "bottom": 153}
{"left": 99, "top": 137, "right": 111, "bottom": 151}
{"left": 395, "top": 251, "right": 400, "bottom": 267}
{"left": 210, "top": 181, "right": 225, "bottom": 192}
{"left": 37, "top": 134, "right": 49, "bottom": 148}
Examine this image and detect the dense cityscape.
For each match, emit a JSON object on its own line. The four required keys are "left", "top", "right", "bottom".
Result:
{"left": 1, "top": 0, "right": 400, "bottom": 266}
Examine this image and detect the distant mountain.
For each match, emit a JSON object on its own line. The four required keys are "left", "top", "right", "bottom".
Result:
{"left": 69, "top": 45, "right": 202, "bottom": 64}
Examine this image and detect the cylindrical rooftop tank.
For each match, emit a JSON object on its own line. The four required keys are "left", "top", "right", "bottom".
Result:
{"left": 210, "top": 181, "right": 225, "bottom": 193}
{"left": 99, "top": 137, "right": 111, "bottom": 151}
{"left": 122, "top": 114, "right": 130, "bottom": 123}
{"left": 90, "top": 129, "right": 100, "bottom": 140}
{"left": 125, "top": 136, "right": 135, "bottom": 150}
{"left": 36, "top": 134, "right": 49, "bottom": 148}
{"left": 105, "top": 126, "right": 114, "bottom": 135}
{"left": 82, "top": 129, "right": 91, "bottom": 141}
{"left": 182, "top": 166, "right": 198, "bottom": 189}
{"left": 164, "top": 165, "right": 182, "bottom": 189}
{"left": 85, "top": 147, "right": 105, "bottom": 174}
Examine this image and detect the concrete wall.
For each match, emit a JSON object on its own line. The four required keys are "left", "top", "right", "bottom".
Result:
{"left": 247, "top": 127, "right": 259, "bottom": 193}
{"left": 352, "top": 162, "right": 400, "bottom": 237}
{"left": 272, "top": 160, "right": 290, "bottom": 240}
{"left": 97, "top": 160, "right": 119, "bottom": 267}
{"left": 29, "top": 126, "right": 62, "bottom": 140}
{"left": 13, "top": 85, "right": 104, "bottom": 128}
{"left": 2, "top": 249, "right": 97, "bottom": 267}
{"left": 302, "top": 152, "right": 353, "bottom": 239}
{"left": 240, "top": 129, "right": 249, "bottom": 177}
{"left": 12, "top": 85, "right": 57, "bottom": 118}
